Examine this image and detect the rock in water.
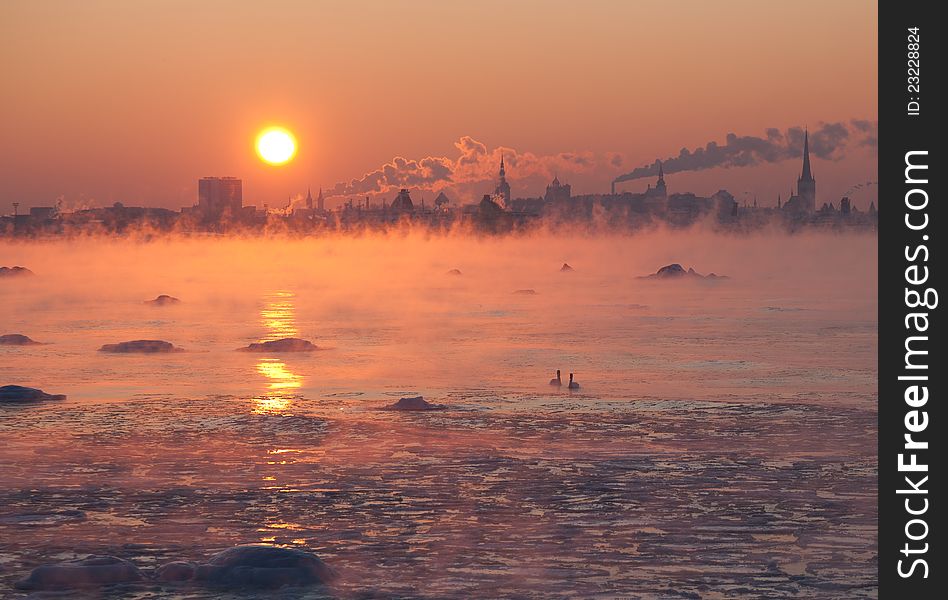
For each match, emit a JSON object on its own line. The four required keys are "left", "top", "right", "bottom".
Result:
{"left": 383, "top": 396, "right": 441, "bottom": 411}
{"left": 0, "top": 333, "right": 42, "bottom": 345}
{"left": 14, "top": 555, "right": 144, "bottom": 590}
{"left": 641, "top": 264, "right": 729, "bottom": 280}
{"left": 157, "top": 545, "right": 337, "bottom": 588}
{"left": 206, "top": 545, "right": 337, "bottom": 587}
{"left": 145, "top": 294, "right": 181, "bottom": 306}
{"left": 99, "top": 340, "right": 184, "bottom": 353}
{"left": 155, "top": 561, "right": 198, "bottom": 582}
{"left": 0, "top": 385, "right": 66, "bottom": 404}
{"left": 0, "top": 266, "right": 35, "bottom": 278}
{"left": 560, "top": 263, "right": 574, "bottom": 272}
{"left": 238, "top": 338, "right": 318, "bottom": 352}
{"left": 655, "top": 263, "right": 688, "bottom": 278}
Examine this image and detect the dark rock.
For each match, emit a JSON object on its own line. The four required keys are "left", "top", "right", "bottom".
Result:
{"left": 99, "top": 340, "right": 184, "bottom": 353}
{"left": 0, "top": 266, "right": 34, "bottom": 278}
{"left": 14, "top": 555, "right": 144, "bottom": 590}
{"left": 446, "top": 268, "right": 463, "bottom": 276}
{"left": 640, "top": 264, "right": 729, "bottom": 280}
{"left": 0, "top": 385, "right": 66, "bottom": 404}
{"left": 145, "top": 294, "right": 181, "bottom": 306}
{"left": 0, "top": 333, "right": 42, "bottom": 345}
{"left": 655, "top": 263, "right": 688, "bottom": 278}
{"left": 237, "top": 338, "right": 318, "bottom": 353}
{"left": 206, "top": 545, "right": 336, "bottom": 586}
{"left": 155, "top": 561, "right": 198, "bottom": 582}
{"left": 381, "top": 396, "right": 443, "bottom": 411}
{"left": 513, "top": 289, "right": 537, "bottom": 295}
{"left": 157, "top": 545, "right": 337, "bottom": 588}
{"left": 560, "top": 263, "right": 574, "bottom": 272}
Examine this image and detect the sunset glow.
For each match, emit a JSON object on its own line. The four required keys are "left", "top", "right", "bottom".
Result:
{"left": 255, "top": 127, "right": 297, "bottom": 165}
{"left": 1, "top": 1, "right": 882, "bottom": 597}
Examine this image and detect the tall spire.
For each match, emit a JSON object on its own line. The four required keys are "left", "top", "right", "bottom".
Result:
{"left": 801, "top": 129, "right": 813, "bottom": 181}
{"left": 495, "top": 153, "right": 511, "bottom": 208}
{"left": 654, "top": 160, "right": 666, "bottom": 195}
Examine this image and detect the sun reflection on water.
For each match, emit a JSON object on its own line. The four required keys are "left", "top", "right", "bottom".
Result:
{"left": 252, "top": 291, "right": 303, "bottom": 414}
{"left": 259, "top": 290, "right": 299, "bottom": 341}
{"left": 257, "top": 359, "right": 302, "bottom": 391}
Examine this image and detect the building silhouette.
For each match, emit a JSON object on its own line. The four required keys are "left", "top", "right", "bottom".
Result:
{"left": 391, "top": 188, "right": 414, "bottom": 211}
{"left": 301, "top": 187, "right": 325, "bottom": 213}
{"left": 29, "top": 206, "right": 57, "bottom": 220}
{"left": 783, "top": 130, "right": 816, "bottom": 213}
{"left": 544, "top": 175, "right": 571, "bottom": 203}
{"left": 198, "top": 177, "right": 242, "bottom": 216}
{"left": 655, "top": 161, "right": 667, "bottom": 198}
{"left": 839, "top": 196, "right": 851, "bottom": 215}
{"left": 434, "top": 191, "right": 451, "bottom": 210}
{"left": 797, "top": 130, "right": 816, "bottom": 211}
{"left": 494, "top": 155, "right": 511, "bottom": 208}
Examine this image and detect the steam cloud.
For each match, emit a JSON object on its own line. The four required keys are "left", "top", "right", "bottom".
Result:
{"left": 326, "top": 136, "right": 622, "bottom": 199}
{"left": 322, "top": 120, "right": 876, "bottom": 203}
{"left": 613, "top": 120, "right": 878, "bottom": 184}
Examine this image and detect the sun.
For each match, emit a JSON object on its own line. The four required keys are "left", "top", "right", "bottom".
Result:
{"left": 255, "top": 127, "right": 297, "bottom": 165}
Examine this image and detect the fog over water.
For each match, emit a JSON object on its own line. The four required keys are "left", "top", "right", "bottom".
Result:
{"left": 0, "top": 230, "right": 877, "bottom": 598}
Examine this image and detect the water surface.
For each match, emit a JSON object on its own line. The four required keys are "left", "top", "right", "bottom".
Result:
{"left": 0, "top": 232, "right": 878, "bottom": 598}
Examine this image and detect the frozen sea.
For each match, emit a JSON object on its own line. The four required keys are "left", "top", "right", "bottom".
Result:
{"left": 0, "top": 232, "right": 878, "bottom": 598}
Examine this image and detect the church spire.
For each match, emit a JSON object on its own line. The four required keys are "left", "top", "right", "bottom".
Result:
{"left": 801, "top": 129, "right": 813, "bottom": 181}
{"left": 495, "top": 153, "right": 511, "bottom": 207}
{"left": 654, "top": 160, "right": 666, "bottom": 195}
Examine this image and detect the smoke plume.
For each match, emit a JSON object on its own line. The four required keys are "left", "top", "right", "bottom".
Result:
{"left": 326, "top": 136, "right": 621, "bottom": 199}
{"left": 613, "top": 120, "right": 877, "bottom": 184}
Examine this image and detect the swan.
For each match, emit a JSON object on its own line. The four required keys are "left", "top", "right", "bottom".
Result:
{"left": 549, "top": 370, "right": 562, "bottom": 386}
{"left": 568, "top": 373, "right": 580, "bottom": 390}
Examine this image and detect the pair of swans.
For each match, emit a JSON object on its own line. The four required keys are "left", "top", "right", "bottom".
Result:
{"left": 549, "top": 369, "right": 580, "bottom": 390}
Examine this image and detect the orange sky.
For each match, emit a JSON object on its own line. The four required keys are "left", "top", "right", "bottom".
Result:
{"left": 1, "top": 0, "right": 877, "bottom": 213}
